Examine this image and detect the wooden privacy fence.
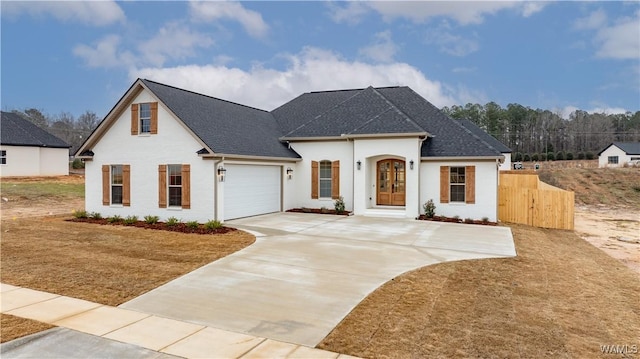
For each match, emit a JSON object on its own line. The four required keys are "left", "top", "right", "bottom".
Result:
{"left": 498, "top": 171, "right": 575, "bottom": 230}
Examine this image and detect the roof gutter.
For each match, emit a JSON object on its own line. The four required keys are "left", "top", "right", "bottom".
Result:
{"left": 280, "top": 132, "right": 429, "bottom": 142}
{"left": 421, "top": 155, "right": 504, "bottom": 161}
{"left": 203, "top": 153, "right": 303, "bottom": 162}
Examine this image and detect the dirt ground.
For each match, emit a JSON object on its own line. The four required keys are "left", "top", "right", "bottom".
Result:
{"left": 319, "top": 225, "right": 640, "bottom": 358}
{"left": 1, "top": 175, "right": 85, "bottom": 218}
{"left": 574, "top": 205, "right": 640, "bottom": 275}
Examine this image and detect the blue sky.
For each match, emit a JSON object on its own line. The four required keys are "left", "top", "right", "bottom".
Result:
{"left": 2, "top": 1, "right": 639, "bottom": 120}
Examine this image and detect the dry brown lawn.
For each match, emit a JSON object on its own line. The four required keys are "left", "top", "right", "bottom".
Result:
{"left": 1, "top": 315, "right": 53, "bottom": 343}
{"left": 318, "top": 225, "right": 640, "bottom": 358}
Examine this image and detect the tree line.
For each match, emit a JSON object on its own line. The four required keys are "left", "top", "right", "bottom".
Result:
{"left": 9, "top": 102, "right": 640, "bottom": 160}
{"left": 442, "top": 102, "right": 640, "bottom": 160}
{"left": 10, "top": 108, "right": 100, "bottom": 153}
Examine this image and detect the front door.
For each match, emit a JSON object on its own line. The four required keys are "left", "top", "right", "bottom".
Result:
{"left": 376, "top": 159, "right": 406, "bottom": 206}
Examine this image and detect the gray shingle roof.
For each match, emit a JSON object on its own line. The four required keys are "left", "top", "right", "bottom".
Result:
{"left": 598, "top": 142, "right": 640, "bottom": 155}
{"left": 458, "top": 119, "right": 512, "bottom": 153}
{"left": 141, "top": 80, "right": 300, "bottom": 159}
{"left": 273, "top": 86, "right": 502, "bottom": 157}
{"left": 1, "top": 111, "right": 70, "bottom": 148}
{"left": 277, "top": 87, "right": 424, "bottom": 138}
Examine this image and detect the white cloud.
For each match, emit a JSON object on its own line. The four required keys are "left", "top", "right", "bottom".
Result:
{"left": 189, "top": 1, "right": 269, "bottom": 38}
{"left": 556, "top": 105, "right": 628, "bottom": 119}
{"left": 138, "top": 23, "right": 214, "bottom": 67}
{"left": 573, "top": 9, "right": 607, "bottom": 30}
{"left": 2, "top": 1, "right": 125, "bottom": 26}
{"left": 326, "top": 1, "right": 370, "bottom": 25}
{"left": 328, "top": 1, "right": 544, "bottom": 26}
{"left": 358, "top": 31, "right": 399, "bottom": 63}
{"left": 594, "top": 11, "right": 640, "bottom": 60}
{"left": 74, "top": 23, "right": 213, "bottom": 69}
{"left": 521, "top": 2, "right": 548, "bottom": 17}
{"left": 73, "top": 35, "right": 135, "bottom": 68}
{"left": 424, "top": 23, "right": 479, "bottom": 57}
{"left": 132, "top": 47, "right": 461, "bottom": 110}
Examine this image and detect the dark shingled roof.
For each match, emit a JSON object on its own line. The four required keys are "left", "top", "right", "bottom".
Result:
{"left": 598, "top": 142, "right": 640, "bottom": 155}
{"left": 141, "top": 79, "right": 299, "bottom": 159}
{"left": 458, "top": 119, "right": 512, "bottom": 153}
{"left": 273, "top": 86, "right": 502, "bottom": 158}
{"left": 1, "top": 111, "right": 70, "bottom": 148}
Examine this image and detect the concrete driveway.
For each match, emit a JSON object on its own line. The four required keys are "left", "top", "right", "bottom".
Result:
{"left": 121, "top": 213, "right": 516, "bottom": 347}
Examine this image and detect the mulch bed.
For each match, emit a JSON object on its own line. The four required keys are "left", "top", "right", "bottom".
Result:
{"left": 286, "top": 208, "right": 351, "bottom": 216}
{"left": 67, "top": 218, "right": 236, "bottom": 235}
{"left": 417, "top": 215, "right": 497, "bottom": 225}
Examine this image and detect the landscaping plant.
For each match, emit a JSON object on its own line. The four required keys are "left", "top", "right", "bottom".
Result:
{"left": 334, "top": 196, "right": 346, "bottom": 213}
{"left": 423, "top": 199, "right": 436, "bottom": 218}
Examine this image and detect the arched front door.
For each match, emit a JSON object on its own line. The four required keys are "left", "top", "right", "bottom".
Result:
{"left": 376, "top": 159, "right": 405, "bottom": 206}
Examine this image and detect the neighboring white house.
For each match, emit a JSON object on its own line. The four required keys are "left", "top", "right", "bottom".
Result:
{"left": 1, "top": 111, "right": 70, "bottom": 177}
{"left": 598, "top": 142, "right": 640, "bottom": 168}
{"left": 76, "top": 79, "right": 507, "bottom": 222}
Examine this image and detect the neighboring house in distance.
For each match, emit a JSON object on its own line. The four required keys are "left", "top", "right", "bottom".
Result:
{"left": 1, "top": 111, "right": 70, "bottom": 177}
{"left": 598, "top": 142, "right": 640, "bottom": 168}
{"left": 458, "top": 119, "right": 512, "bottom": 171}
{"left": 76, "top": 79, "right": 507, "bottom": 222}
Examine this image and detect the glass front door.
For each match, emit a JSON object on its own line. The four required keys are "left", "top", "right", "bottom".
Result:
{"left": 376, "top": 159, "right": 406, "bottom": 206}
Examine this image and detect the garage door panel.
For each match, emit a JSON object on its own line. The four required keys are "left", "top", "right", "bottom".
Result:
{"left": 224, "top": 165, "right": 281, "bottom": 220}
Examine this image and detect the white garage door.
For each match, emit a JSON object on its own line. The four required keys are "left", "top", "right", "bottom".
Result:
{"left": 224, "top": 164, "right": 281, "bottom": 220}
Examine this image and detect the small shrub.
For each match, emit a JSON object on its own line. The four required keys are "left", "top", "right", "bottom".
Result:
{"left": 89, "top": 212, "right": 102, "bottom": 220}
{"left": 73, "top": 209, "right": 88, "bottom": 219}
{"left": 464, "top": 218, "right": 474, "bottom": 224}
{"left": 481, "top": 217, "right": 489, "bottom": 224}
{"left": 585, "top": 151, "right": 595, "bottom": 160}
{"left": 123, "top": 215, "right": 138, "bottom": 225}
{"left": 577, "top": 151, "right": 585, "bottom": 160}
{"left": 566, "top": 152, "right": 574, "bottom": 160}
{"left": 523, "top": 153, "right": 531, "bottom": 162}
{"left": 107, "top": 215, "right": 122, "bottom": 223}
{"left": 334, "top": 196, "right": 346, "bottom": 213}
{"left": 539, "top": 153, "right": 547, "bottom": 161}
{"left": 423, "top": 199, "right": 436, "bottom": 218}
{"left": 531, "top": 153, "right": 539, "bottom": 161}
{"left": 205, "top": 219, "right": 223, "bottom": 230}
{"left": 186, "top": 220, "right": 200, "bottom": 229}
{"left": 165, "top": 217, "right": 180, "bottom": 226}
{"left": 453, "top": 215, "right": 460, "bottom": 221}
{"left": 144, "top": 215, "right": 159, "bottom": 224}
{"left": 320, "top": 206, "right": 329, "bottom": 214}
{"left": 546, "top": 152, "right": 555, "bottom": 161}
{"left": 556, "top": 151, "right": 565, "bottom": 160}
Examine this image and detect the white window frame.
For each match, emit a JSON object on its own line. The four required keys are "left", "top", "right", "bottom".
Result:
{"left": 111, "top": 165, "right": 123, "bottom": 205}
{"left": 319, "top": 160, "right": 332, "bottom": 198}
{"left": 607, "top": 156, "right": 618, "bottom": 164}
{"left": 0, "top": 150, "right": 6, "bottom": 165}
{"left": 139, "top": 103, "right": 151, "bottom": 134}
{"left": 450, "top": 167, "right": 466, "bottom": 203}
{"left": 168, "top": 164, "right": 182, "bottom": 207}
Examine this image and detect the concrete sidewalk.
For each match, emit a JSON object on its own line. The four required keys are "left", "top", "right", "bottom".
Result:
{"left": 0, "top": 283, "right": 355, "bottom": 359}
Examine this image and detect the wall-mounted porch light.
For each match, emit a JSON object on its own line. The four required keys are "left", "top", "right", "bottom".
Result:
{"left": 409, "top": 160, "right": 414, "bottom": 170}
{"left": 217, "top": 166, "right": 227, "bottom": 182}
{"left": 286, "top": 167, "right": 293, "bottom": 180}
{"left": 357, "top": 160, "right": 362, "bottom": 170}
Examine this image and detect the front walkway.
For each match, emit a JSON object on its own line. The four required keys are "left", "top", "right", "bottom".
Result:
{"left": 120, "top": 213, "right": 516, "bottom": 347}
{"left": 0, "top": 283, "right": 353, "bottom": 358}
